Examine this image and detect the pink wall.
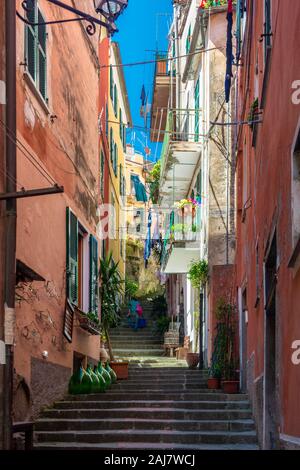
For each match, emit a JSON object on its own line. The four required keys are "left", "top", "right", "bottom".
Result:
{"left": 236, "top": 0, "right": 300, "bottom": 442}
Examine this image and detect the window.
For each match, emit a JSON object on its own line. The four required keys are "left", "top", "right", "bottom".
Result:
{"left": 236, "top": 0, "right": 247, "bottom": 61}
{"left": 113, "top": 85, "right": 118, "bottom": 116}
{"left": 110, "top": 128, "right": 114, "bottom": 164}
{"left": 113, "top": 143, "right": 118, "bottom": 176}
{"left": 119, "top": 164, "right": 123, "bottom": 195}
{"left": 119, "top": 108, "right": 123, "bottom": 142}
{"left": 194, "top": 79, "right": 200, "bottom": 142}
{"left": 292, "top": 127, "right": 300, "bottom": 248}
{"left": 263, "top": 0, "right": 272, "bottom": 64}
{"left": 100, "top": 150, "right": 105, "bottom": 200}
{"left": 66, "top": 208, "right": 98, "bottom": 314}
{"left": 110, "top": 65, "right": 114, "bottom": 100}
{"left": 186, "top": 24, "right": 192, "bottom": 54}
{"left": 105, "top": 103, "right": 109, "bottom": 136}
{"left": 25, "top": 1, "right": 47, "bottom": 100}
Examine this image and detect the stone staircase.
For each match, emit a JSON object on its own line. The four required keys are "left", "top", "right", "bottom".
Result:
{"left": 34, "top": 301, "right": 259, "bottom": 449}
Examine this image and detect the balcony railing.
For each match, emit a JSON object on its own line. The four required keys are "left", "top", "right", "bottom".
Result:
{"left": 161, "top": 205, "right": 201, "bottom": 270}
{"left": 160, "top": 109, "right": 203, "bottom": 178}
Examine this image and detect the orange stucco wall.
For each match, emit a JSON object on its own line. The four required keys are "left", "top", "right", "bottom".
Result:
{"left": 9, "top": 1, "right": 103, "bottom": 415}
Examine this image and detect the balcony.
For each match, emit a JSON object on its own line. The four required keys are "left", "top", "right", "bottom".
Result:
{"left": 161, "top": 205, "right": 201, "bottom": 274}
{"left": 150, "top": 54, "right": 174, "bottom": 143}
{"left": 159, "top": 110, "right": 202, "bottom": 206}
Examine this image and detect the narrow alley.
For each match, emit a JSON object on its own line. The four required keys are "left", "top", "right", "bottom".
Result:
{"left": 0, "top": 0, "right": 299, "bottom": 458}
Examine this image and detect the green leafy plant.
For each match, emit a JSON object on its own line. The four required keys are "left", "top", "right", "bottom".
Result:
{"left": 87, "top": 311, "right": 100, "bottom": 326}
{"left": 188, "top": 259, "right": 209, "bottom": 289}
{"left": 248, "top": 97, "right": 259, "bottom": 123}
{"left": 154, "top": 315, "right": 170, "bottom": 335}
{"left": 209, "top": 298, "right": 238, "bottom": 380}
{"left": 125, "top": 278, "right": 138, "bottom": 300}
{"left": 152, "top": 294, "right": 168, "bottom": 317}
{"left": 99, "top": 253, "right": 124, "bottom": 361}
{"left": 147, "top": 161, "right": 161, "bottom": 204}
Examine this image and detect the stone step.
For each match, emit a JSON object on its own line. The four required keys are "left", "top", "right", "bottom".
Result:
{"left": 110, "top": 337, "right": 162, "bottom": 344}
{"left": 35, "top": 442, "right": 259, "bottom": 450}
{"left": 67, "top": 392, "right": 248, "bottom": 402}
{"left": 35, "top": 418, "right": 255, "bottom": 432}
{"left": 103, "top": 383, "right": 209, "bottom": 391}
{"left": 113, "top": 349, "right": 165, "bottom": 357}
{"left": 36, "top": 429, "right": 257, "bottom": 445}
{"left": 111, "top": 343, "right": 163, "bottom": 350}
{"left": 41, "top": 408, "right": 253, "bottom": 421}
{"left": 50, "top": 400, "right": 251, "bottom": 411}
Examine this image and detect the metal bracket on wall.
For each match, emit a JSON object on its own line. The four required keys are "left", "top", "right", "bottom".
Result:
{"left": 17, "top": 0, "right": 117, "bottom": 36}
{"left": 0, "top": 185, "right": 64, "bottom": 201}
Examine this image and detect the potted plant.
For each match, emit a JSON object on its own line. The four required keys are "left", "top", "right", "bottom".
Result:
{"left": 188, "top": 259, "right": 209, "bottom": 289}
{"left": 214, "top": 298, "right": 239, "bottom": 394}
{"left": 248, "top": 97, "right": 259, "bottom": 129}
{"left": 99, "top": 253, "right": 123, "bottom": 360}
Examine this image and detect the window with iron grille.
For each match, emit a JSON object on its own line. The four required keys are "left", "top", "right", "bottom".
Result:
{"left": 25, "top": 1, "right": 47, "bottom": 100}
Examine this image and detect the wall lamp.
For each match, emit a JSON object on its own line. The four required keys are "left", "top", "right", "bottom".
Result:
{"left": 17, "top": 0, "right": 128, "bottom": 36}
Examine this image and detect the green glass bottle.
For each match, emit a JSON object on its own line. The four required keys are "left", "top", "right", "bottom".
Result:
{"left": 68, "top": 366, "right": 84, "bottom": 395}
{"left": 86, "top": 364, "right": 101, "bottom": 393}
{"left": 106, "top": 362, "right": 117, "bottom": 384}
{"left": 80, "top": 367, "right": 93, "bottom": 394}
{"left": 97, "top": 361, "right": 111, "bottom": 387}
{"left": 93, "top": 365, "right": 106, "bottom": 392}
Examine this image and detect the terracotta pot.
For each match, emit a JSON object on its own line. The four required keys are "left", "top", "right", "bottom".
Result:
{"left": 186, "top": 353, "right": 199, "bottom": 369}
{"left": 110, "top": 361, "right": 129, "bottom": 380}
{"left": 222, "top": 380, "right": 239, "bottom": 394}
{"left": 207, "top": 377, "right": 221, "bottom": 389}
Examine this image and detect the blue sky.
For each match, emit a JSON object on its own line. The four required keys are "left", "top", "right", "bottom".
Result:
{"left": 114, "top": 0, "right": 172, "bottom": 161}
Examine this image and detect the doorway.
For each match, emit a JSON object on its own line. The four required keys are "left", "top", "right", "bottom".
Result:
{"left": 264, "top": 231, "right": 278, "bottom": 449}
{"left": 239, "top": 287, "right": 248, "bottom": 392}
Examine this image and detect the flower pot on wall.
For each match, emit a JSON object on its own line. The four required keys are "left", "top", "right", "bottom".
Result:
{"left": 207, "top": 378, "right": 221, "bottom": 389}
{"left": 222, "top": 380, "right": 239, "bottom": 394}
{"left": 110, "top": 361, "right": 129, "bottom": 380}
{"left": 186, "top": 353, "right": 199, "bottom": 369}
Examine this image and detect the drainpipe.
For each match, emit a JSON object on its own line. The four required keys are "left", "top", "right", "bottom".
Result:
{"left": 3, "top": 0, "right": 17, "bottom": 450}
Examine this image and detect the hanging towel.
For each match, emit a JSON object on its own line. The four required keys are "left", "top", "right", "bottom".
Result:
{"left": 144, "top": 210, "right": 152, "bottom": 268}
{"left": 131, "top": 174, "right": 148, "bottom": 202}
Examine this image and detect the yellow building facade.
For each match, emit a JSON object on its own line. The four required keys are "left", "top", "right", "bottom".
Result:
{"left": 108, "top": 42, "right": 132, "bottom": 279}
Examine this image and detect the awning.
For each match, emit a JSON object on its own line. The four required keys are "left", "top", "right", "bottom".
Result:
{"left": 131, "top": 174, "right": 148, "bottom": 202}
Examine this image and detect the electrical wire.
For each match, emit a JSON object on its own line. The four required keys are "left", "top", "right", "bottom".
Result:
{"left": 100, "top": 46, "right": 223, "bottom": 69}
{"left": 0, "top": 118, "right": 57, "bottom": 186}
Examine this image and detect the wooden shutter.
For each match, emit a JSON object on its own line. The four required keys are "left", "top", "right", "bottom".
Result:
{"left": 194, "top": 79, "right": 200, "bottom": 142}
{"left": 89, "top": 235, "right": 98, "bottom": 314}
{"left": 110, "top": 65, "right": 113, "bottom": 99}
{"left": 38, "top": 9, "right": 47, "bottom": 99}
{"left": 114, "top": 143, "right": 118, "bottom": 176}
{"left": 66, "top": 208, "right": 78, "bottom": 305}
{"left": 63, "top": 299, "right": 74, "bottom": 343}
{"left": 110, "top": 128, "right": 114, "bottom": 163}
{"left": 114, "top": 84, "right": 118, "bottom": 116}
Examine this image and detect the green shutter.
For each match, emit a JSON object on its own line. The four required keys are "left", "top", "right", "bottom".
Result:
{"left": 110, "top": 128, "right": 113, "bottom": 163}
{"left": 26, "top": 25, "right": 36, "bottom": 81}
{"left": 114, "top": 85, "right": 118, "bottom": 116}
{"left": 89, "top": 235, "right": 98, "bottom": 314}
{"left": 38, "top": 9, "right": 47, "bottom": 99}
{"left": 110, "top": 66, "right": 113, "bottom": 99}
{"left": 119, "top": 108, "right": 122, "bottom": 142}
{"left": 105, "top": 103, "right": 109, "bottom": 136}
{"left": 100, "top": 150, "right": 105, "bottom": 199}
{"left": 114, "top": 143, "right": 118, "bottom": 176}
{"left": 66, "top": 208, "right": 78, "bottom": 305}
{"left": 195, "top": 79, "right": 200, "bottom": 142}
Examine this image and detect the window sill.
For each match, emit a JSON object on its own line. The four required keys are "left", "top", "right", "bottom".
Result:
{"left": 288, "top": 236, "right": 300, "bottom": 272}
{"left": 23, "top": 71, "right": 50, "bottom": 116}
